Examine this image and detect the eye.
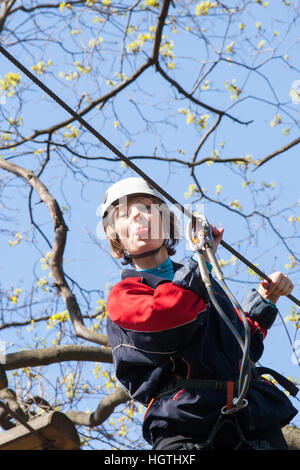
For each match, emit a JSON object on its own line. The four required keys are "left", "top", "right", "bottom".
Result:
{"left": 118, "top": 210, "right": 127, "bottom": 218}
{"left": 142, "top": 203, "right": 151, "bottom": 212}
{"left": 116, "top": 206, "right": 128, "bottom": 218}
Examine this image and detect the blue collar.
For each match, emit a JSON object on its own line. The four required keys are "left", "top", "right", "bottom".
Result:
{"left": 134, "top": 257, "right": 175, "bottom": 281}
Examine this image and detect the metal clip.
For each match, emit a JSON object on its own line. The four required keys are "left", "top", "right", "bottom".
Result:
{"left": 221, "top": 399, "right": 248, "bottom": 416}
{"left": 186, "top": 215, "right": 214, "bottom": 252}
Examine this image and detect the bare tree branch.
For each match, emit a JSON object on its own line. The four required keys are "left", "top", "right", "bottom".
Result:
{"left": 66, "top": 388, "right": 130, "bottom": 427}
{"left": 253, "top": 135, "right": 300, "bottom": 171}
{"left": 3, "top": 345, "right": 112, "bottom": 370}
{"left": 0, "top": 158, "right": 109, "bottom": 346}
{"left": 156, "top": 62, "right": 253, "bottom": 126}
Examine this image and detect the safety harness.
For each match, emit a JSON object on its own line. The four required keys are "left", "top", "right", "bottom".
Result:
{"left": 149, "top": 217, "right": 299, "bottom": 450}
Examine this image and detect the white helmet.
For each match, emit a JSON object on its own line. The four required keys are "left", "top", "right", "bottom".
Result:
{"left": 102, "top": 177, "right": 165, "bottom": 228}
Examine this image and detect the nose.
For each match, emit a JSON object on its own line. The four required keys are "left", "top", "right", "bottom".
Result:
{"left": 130, "top": 205, "right": 142, "bottom": 220}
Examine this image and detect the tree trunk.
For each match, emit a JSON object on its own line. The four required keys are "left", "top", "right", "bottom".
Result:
{"left": 282, "top": 425, "right": 300, "bottom": 450}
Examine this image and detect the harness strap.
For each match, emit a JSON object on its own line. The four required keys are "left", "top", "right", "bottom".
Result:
{"left": 156, "top": 378, "right": 239, "bottom": 399}
{"left": 227, "top": 381, "right": 234, "bottom": 410}
{"left": 253, "top": 366, "right": 299, "bottom": 397}
{"left": 155, "top": 366, "right": 299, "bottom": 401}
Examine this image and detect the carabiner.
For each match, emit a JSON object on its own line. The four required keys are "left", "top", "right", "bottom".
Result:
{"left": 221, "top": 399, "right": 248, "bottom": 416}
{"left": 186, "top": 215, "right": 214, "bottom": 252}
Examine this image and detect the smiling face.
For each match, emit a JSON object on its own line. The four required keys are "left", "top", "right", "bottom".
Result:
{"left": 114, "top": 196, "right": 165, "bottom": 258}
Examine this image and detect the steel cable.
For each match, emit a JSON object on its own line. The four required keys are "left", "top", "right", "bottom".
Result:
{"left": 0, "top": 43, "right": 299, "bottom": 309}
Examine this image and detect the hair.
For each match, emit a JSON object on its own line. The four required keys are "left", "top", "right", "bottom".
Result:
{"left": 104, "top": 194, "right": 179, "bottom": 265}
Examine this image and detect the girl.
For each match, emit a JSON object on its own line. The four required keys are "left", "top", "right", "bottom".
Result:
{"left": 102, "top": 177, "right": 297, "bottom": 450}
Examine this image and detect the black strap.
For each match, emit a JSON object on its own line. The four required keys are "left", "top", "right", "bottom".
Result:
{"left": 171, "top": 378, "right": 239, "bottom": 391}
{"left": 156, "top": 378, "right": 239, "bottom": 399}
{"left": 253, "top": 366, "right": 299, "bottom": 397}
{"left": 157, "top": 367, "right": 299, "bottom": 400}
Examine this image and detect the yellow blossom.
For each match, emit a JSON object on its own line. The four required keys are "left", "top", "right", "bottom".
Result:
{"left": 8, "top": 232, "right": 23, "bottom": 247}
{"left": 59, "top": 2, "right": 72, "bottom": 12}
{"left": 231, "top": 256, "right": 237, "bottom": 266}
{"left": 186, "top": 110, "right": 196, "bottom": 124}
{"left": 184, "top": 184, "right": 197, "bottom": 199}
{"left": 218, "top": 259, "right": 231, "bottom": 267}
{"left": 119, "top": 423, "right": 128, "bottom": 436}
{"left": 195, "top": 1, "right": 217, "bottom": 16}
{"left": 167, "top": 61, "right": 176, "bottom": 69}
{"left": 285, "top": 255, "right": 297, "bottom": 269}
{"left": 88, "top": 37, "right": 103, "bottom": 48}
{"left": 126, "top": 41, "right": 141, "bottom": 54}
{"left": 229, "top": 200, "right": 242, "bottom": 211}
{"left": 159, "top": 39, "right": 175, "bottom": 60}
{"left": 143, "top": 0, "right": 159, "bottom": 9}
{"left": 8, "top": 116, "right": 23, "bottom": 126}
{"left": 226, "top": 41, "right": 235, "bottom": 54}
{"left": 0, "top": 72, "right": 21, "bottom": 97}
{"left": 9, "top": 288, "right": 22, "bottom": 304}
{"left": 248, "top": 263, "right": 259, "bottom": 276}
{"left": 59, "top": 71, "right": 78, "bottom": 81}
{"left": 197, "top": 114, "right": 209, "bottom": 130}
{"left": 64, "top": 125, "right": 79, "bottom": 139}
{"left": 270, "top": 114, "right": 281, "bottom": 127}
{"left": 225, "top": 79, "right": 241, "bottom": 100}
{"left": 284, "top": 306, "right": 300, "bottom": 329}
{"left": 48, "top": 310, "right": 70, "bottom": 329}
{"left": 216, "top": 185, "right": 222, "bottom": 195}
{"left": 74, "top": 61, "right": 91, "bottom": 74}
{"left": 31, "top": 60, "right": 52, "bottom": 75}
{"left": 93, "top": 16, "right": 105, "bottom": 24}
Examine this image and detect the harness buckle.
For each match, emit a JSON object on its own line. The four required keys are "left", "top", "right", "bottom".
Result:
{"left": 221, "top": 398, "right": 248, "bottom": 415}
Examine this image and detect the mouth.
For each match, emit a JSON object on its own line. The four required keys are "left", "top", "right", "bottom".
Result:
{"left": 134, "top": 227, "right": 149, "bottom": 237}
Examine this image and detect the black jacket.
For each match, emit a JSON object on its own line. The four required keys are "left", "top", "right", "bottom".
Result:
{"left": 106, "top": 257, "right": 298, "bottom": 446}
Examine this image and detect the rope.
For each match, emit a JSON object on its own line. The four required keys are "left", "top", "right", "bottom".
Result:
{"left": 194, "top": 251, "right": 251, "bottom": 414}
{"left": 0, "top": 43, "right": 299, "bottom": 308}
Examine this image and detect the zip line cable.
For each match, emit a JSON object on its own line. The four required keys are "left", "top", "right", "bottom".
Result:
{"left": 0, "top": 44, "right": 299, "bottom": 309}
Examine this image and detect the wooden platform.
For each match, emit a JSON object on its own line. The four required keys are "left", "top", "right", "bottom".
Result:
{"left": 0, "top": 411, "right": 80, "bottom": 450}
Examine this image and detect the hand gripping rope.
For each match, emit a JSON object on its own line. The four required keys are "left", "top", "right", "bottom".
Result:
{"left": 186, "top": 215, "right": 251, "bottom": 414}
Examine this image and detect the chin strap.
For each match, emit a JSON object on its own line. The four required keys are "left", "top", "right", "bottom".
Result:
{"left": 124, "top": 243, "right": 165, "bottom": 260}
